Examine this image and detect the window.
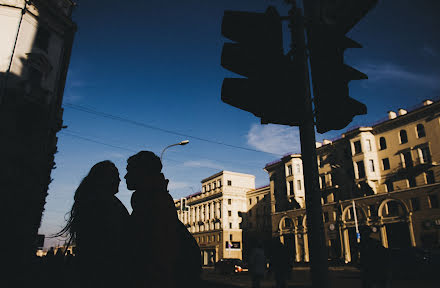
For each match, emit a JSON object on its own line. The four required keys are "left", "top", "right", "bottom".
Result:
{"left": 213, "top": 182, "right": 216, "bottom": 189}
{"left": 230, "top": 234, "right": 233, "bottom": 241}
{"left": 202, "top": 185, "right": 206, "bottom": 192}
{"left": 386, "top": 182, "right": 394, "bottom": 192}
{"left": 229, "top": 223, "right": 233, "bottom": 229}
{"left": 35, "top": 26, "right": 50, "bottom": 52}
{"left": 319, "top": 155, "right": 324, "bottom": 168}
{"left": 410, "top": 197, "right": 420, "bottom": 211}
{"left": 353, "top": 140, "right": 362, "bottom": 154}
{"left": 356, "top": 160, "right": 365, "bottom": 179}
{"left": 408, "top": 177, "right": 416, "bottom": 188}
{"left": 249, "top": 199, "right": 252, "bottom": 205}
{"left": 208, "top": 184, "right": 211, "bottom": 191}
{"left": 382, "top": 158, "right": 390, "bottom": 170}
{"left": 228, "top": 199, "right": 232, "bottom": 205}
{"left": 369, "top": 159, "right": 375, "bottom": 172}
{"left": 228, "top": 210, "right": 232, "bottom": 217}
{"left": 419, "top": 146, "right": 431, "bottom": 164}
{"left": 416, "top": 124, "right": 426, "bottom": 138}
{"left": 256, "top": 196, "right": 259, "bottom": 202}
{"left": 323, "top": 212, "right": 329, "bottom": 222}
{"left": 425, "top": 170, "right": 435, "bottom": 184}
{"left": 227, "top": 180, "right": 232, "bottom": 186}
{"left": 428, "top": 194, "right": 439, "bottom": 209}
{"left": 379, "top": 137, "right": 387, "bottom": 150}
{"left": 297, "top": 179, "right": 302, "bottom": 190}
{"left": 402, "top": 151, "right": 413, "bottom": 168}
{"left": 366, "top": 139, "right": 372, "bottom": 152}
{"left": 320, "top": 175, "right": 326, "bottom": 188}
{"left": 399, "top": 130, "right": 408, "bottom": 144}
{"left": 28, "top": 66, "right": 43, "bottom": 88}
{"left": 218, "top": 180, "right": 222, "bottom": 187}
{"left": 289, "top": 181, "right": 294, "bottom": 195}
{"left": 287, "top": 165, "right": 293, "bottom": 176}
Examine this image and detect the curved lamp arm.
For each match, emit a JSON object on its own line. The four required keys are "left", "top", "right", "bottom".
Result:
{"left": 160, "top": 140, "right": 189, "bottom": 161}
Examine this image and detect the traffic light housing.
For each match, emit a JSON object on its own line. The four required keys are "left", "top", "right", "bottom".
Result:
{"left": 309, "top": 0, "right": 378, "bottom": 133}
{"left": 220, "top": 7, "right": 305, "bottom": 126}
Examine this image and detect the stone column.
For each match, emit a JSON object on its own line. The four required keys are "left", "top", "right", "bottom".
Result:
{"left": 343, "top": 228, "right": 351, "bottom": 263}
{"left": 303, "top": 230, "right": 310, "bottom": 262}
{"left": 407, "top": 212, "right": 416, "bottom": 247}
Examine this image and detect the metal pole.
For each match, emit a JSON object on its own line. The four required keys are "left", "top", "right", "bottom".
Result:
{"left": 289, "top": 1, "right": 329, "bottom": 287}
{"left": 352, "top": 200, "right": 361, "bottom": 243}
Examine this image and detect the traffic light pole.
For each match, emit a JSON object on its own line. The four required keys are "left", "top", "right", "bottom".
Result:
{"left": 289, "top": 1, "right": 329, "bottom": 287}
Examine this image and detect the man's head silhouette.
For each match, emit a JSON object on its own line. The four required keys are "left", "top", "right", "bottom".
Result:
{"left": 125, "top": 151, "right": 164, "bottom": 191}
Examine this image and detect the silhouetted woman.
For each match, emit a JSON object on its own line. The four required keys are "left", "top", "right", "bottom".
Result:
{"left": 55, "top": 161, "right": 130, "bottom": 288}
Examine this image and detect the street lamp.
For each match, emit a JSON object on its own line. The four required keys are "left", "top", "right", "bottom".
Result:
{"left": 160, "top": 140, "right": 189, "bottom": 161}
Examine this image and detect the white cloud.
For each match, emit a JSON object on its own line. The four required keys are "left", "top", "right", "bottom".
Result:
{"left": 422, "top": 44, "right": 438, "bottom": 58}
{"left": 103, "top": 152, "right": 127, "bottom": 160}
{"left": 359, "top": 62, "right": 440, "bottom": 89}
{"left": 63, "top": 92, "right": 83, "bottom": 103}
{"left": 183, "top": 160, "right": 223, "bottom": 170}
{"left": 168, "top": 181, "right": 191, "bottom": 190}
{"left": 246, "top": 124, "right": 301, "bottom": 155}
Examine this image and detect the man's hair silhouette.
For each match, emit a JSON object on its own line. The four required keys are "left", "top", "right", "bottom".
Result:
{"left": 127, "top": 151, "right": 162, "bottom": 173}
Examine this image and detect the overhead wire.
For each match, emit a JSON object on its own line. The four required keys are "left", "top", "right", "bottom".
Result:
{"left": 63, "top": 102, "right": 284, "bottom": 157}
{"left": 60, "top": 129, "right": 268, "bottom": 171}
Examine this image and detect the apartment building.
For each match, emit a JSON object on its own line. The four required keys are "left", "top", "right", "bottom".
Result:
{"left": 267, "top": 99, "right": 440, "bottom": 263}
{"left": 176, "top": 171, "right": 255, "bottom": 265}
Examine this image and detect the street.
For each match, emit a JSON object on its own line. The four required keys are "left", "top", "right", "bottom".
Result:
{"left": 200, "top": 266, "right": 439, "bottom": 288}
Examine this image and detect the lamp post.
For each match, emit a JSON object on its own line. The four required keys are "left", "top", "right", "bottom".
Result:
{"left": 160, "top": 140, "right": 189, "bottom": 161}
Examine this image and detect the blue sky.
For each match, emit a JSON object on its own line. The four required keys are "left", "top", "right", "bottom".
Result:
{"left": 39, "top": 0, "right": 440, "bottom": 247}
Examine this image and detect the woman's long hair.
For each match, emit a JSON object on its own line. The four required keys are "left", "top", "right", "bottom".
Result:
{"left": 53, "top": 160, "right": 117, "bottom": 245}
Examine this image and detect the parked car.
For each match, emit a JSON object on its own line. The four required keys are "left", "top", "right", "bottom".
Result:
{"left": 215, "top": 258, "right": 248, "bottom": 274}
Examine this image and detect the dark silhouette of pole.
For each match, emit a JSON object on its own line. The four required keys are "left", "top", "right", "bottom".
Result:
{"left": 288, "top": 1, "right": 329, "bottom": 287}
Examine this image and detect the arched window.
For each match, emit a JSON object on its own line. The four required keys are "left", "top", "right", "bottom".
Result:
{"left": 416, "top": 124, "right": 426, "bottom": 138}
{"left": 379, "top": 137, "right": 387, "bottom": 150}
{"left": 399, "top": 130, "right": 408, "bottom": 144}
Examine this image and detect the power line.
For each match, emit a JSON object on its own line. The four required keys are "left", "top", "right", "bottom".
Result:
{"left": 60, "top": 130, "right": 265, "bottom": 171}
{"left": 63, "top": 102, "right": 283, "bottom": 157}
{"left": 60, "top": 131, "right": 138, "bottom": 153}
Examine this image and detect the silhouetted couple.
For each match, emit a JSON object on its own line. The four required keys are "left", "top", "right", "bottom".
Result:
{"left": 57, "top": 151, "right": 201, "bottom": 288}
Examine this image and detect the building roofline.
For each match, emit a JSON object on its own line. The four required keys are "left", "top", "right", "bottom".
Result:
{"left": 201, "top": 170, "right": 255, "bottom": 183}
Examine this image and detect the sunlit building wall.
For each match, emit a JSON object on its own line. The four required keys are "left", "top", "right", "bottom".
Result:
{"left": 268, "top": 99, "right": 440, "bottom": 263}
{"left": 176, "top": 171, "right": 255, "bottom": 265}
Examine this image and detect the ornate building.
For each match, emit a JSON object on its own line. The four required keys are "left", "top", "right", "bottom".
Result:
{"left": 176, "top": 171, "right": 255, "bottom": 265}
{"left": 0, "top": 0, "right": 76, "bottom": 280}
{"left": 268, "top": 99, "right": 440, "bottom": 263}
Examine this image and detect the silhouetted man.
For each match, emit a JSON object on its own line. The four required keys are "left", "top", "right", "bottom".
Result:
{"left": 360, "top": 227, "right": 390, "bottom": 288}
{"left": 125, "top": 151, "right": 179, "bottom": 288}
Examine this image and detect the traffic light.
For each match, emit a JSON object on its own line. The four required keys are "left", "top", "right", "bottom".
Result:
{"left": 221, "top": 7, "right": 305, "bottom": 126}
{"left": 309, "top": 0, "right": 378, "bottom": 133}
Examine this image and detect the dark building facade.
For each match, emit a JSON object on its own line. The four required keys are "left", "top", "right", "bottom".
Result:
{"left": 0, "top": 0, "right": 76, "bottom": 280}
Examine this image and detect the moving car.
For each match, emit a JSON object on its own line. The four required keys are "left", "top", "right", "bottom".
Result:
{"left": 215, "top": 258, "right": 248, "bottom": 274}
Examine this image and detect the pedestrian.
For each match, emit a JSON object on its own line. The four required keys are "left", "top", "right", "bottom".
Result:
{"left": 126, "top": 151, "right": 201, "bottom": 288}
{"left": 359, "top": 227, "right": 390, "bottom": 288}
{"left": 270, "top": 240, "right": 290, "bottom": 288}
{"left": 249, "top": 241, "right": 266, "bottom": 288}
{"left": 54, "top": 161, "right": 130, "bottom": 288}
